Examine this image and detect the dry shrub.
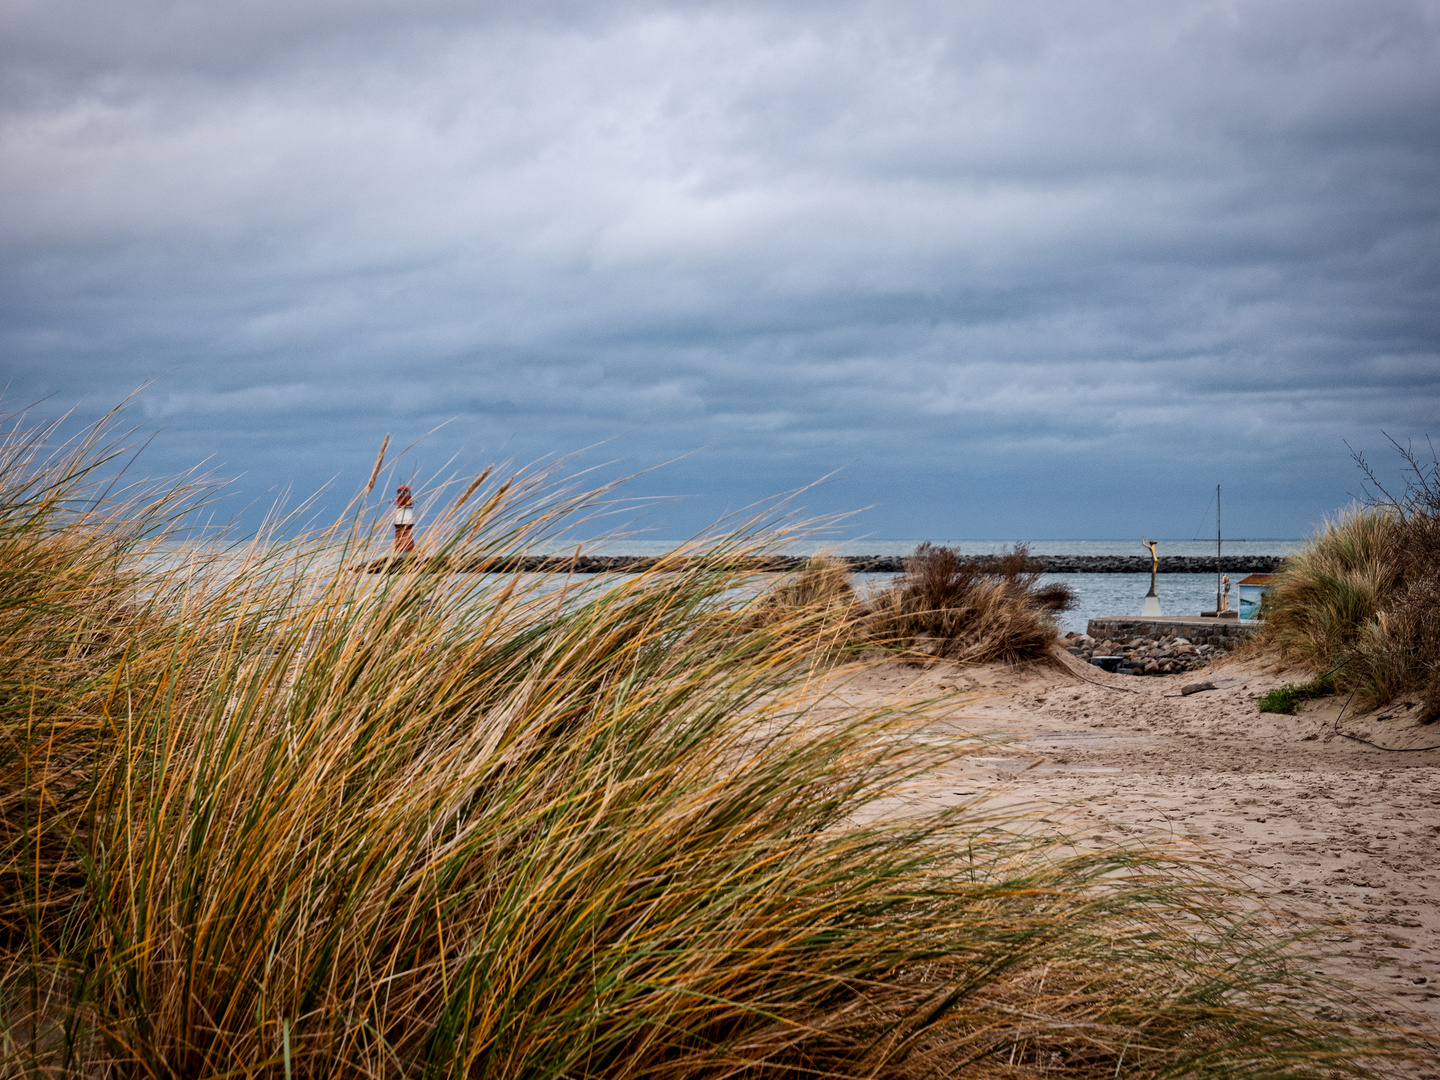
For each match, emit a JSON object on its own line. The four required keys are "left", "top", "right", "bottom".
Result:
{"left": 871, "top": 543, "right": 1076, "bottom": 663}
{"left": 1266, "top": 438, "right": 1440, "bottom": 719}
{"left": 0, "top": 409, "right": 1426, "bottom": 1078}
{"left": 746, "top": 555, "right": 866, "bottom": 652}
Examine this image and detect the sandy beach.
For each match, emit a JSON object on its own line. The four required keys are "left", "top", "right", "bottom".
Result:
{"left": 825, "top": 647, "right": 1440, "bottom": 1043}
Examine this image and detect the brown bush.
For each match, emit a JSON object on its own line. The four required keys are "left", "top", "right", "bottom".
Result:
{"left": 745, "top": 555, "right": 868, "bottom": 653}
{"left": 870, "top": 543, "right": 1075, "bottom": 663}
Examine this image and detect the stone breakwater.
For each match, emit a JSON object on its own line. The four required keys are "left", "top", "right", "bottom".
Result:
{"left": 1063, "top": 631, "right": 1221, "bottom": 676}
{"left": 1027, "top": 554, "right": 1284, "bottom": 574}
{"left": 1064, "top": 615, "right": 1259, "bottom": 676}
{"left": 361, "top": 553, "right": 1287, "bottom": 574}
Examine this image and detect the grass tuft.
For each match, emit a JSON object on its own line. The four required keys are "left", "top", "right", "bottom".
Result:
{"left": 1257, "top": 674, "right": 1338, "bottom": 714}
{"left": 744, "top": 554, "right": 866, "bottom": 654}
{"left": 751, "top": 545, "right": 1076, "bottom": 665}
{"left": 869, "top": 543, "right": 1077, "bottom": 663}
{"left": 1264, "top": 438, "right": 1440, "bottom": 719}
{"left": 0, "top": 408, "right": 1428, "bottom": 1077}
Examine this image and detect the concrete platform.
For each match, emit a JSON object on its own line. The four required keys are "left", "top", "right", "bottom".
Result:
{"left": 1086, "top": 615, "right": 1260, "bottom": 642}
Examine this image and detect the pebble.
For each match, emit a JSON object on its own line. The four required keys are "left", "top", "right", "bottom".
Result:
{"left": 1063, "top": 631, "right": 1234, "bottom": 676}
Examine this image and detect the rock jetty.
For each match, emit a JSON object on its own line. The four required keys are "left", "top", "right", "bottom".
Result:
{"left": 359, "top": 553, "right": 1286, "bottom": 574}
{"left": 1031, "top": 554, "right": 1283, "bottom": 573}
{"left": 1061, "top": 630, "right": 1233, "bottom": 676}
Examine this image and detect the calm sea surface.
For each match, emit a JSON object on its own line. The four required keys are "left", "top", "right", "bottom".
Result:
{"left": 139, "top": 538, "right": 1292, "bottom": 637}
{"left": 848, "top": 572, "right": 1238, "bottom": 635}
{"left": 549, "top": 539, "right": 1293, "bottom": 630}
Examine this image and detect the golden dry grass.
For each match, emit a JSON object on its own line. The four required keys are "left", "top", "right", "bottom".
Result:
{"left": 1264, "top": 502, "right": 1440, "bottom": 719}
{"left": 868, "top": 544, "right": 1076, "bottom": 664}
{"left": 750, "top": 544, "right": 1077, "bottom": 666}
{"left": 0, "top": 410, "right": 1427, "bottom": 1078}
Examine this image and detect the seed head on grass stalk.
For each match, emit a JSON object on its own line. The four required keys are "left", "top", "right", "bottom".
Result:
{"left": 0, "top": 404, "right": 1429, "bottom": 1078}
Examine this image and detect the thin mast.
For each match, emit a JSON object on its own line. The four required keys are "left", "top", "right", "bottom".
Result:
{"left": 1191, "top": 487, "right": 1248, "bottom": 614}
{"left": 1216, "top": 484, "right": 1222, "bottom": 609}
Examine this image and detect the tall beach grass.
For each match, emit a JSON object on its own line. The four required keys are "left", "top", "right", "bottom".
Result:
{"left": 1263, "top": 440, "right": 1440, "bottom": 719}
{"left": 0, "top": 411, "right": 1427, "bottom": 1077}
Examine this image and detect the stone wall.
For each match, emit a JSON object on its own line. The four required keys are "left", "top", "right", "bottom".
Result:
{"left": 1032, "top": 555, "right": 1282, "bottom": 574}
{"left": 365, "top": 552, "right": 1290, "bottom": 578}
{"left": 365, "top": 553, "right": 1287, "bottom": 574}
{"left": 842, "top": 555, "right": 1282, "bottom": 574}
{"left": 1086, "top": 616, "right": 1258, "bottom": 649}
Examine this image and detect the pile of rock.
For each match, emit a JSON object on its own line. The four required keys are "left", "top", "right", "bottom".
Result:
{"left": 1061, "top": 632, "right": 1218, "bottom": 676}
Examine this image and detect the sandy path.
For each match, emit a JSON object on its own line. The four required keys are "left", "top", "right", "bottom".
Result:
{"left": 828, "top": 649, "right": 1440, "bottom": 1041}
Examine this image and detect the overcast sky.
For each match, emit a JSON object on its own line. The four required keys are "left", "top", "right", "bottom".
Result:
{"left": 3, "top": 0, "right": 1437, "bottom": 540}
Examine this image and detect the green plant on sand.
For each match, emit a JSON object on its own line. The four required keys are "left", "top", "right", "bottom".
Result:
{"left": 1263, "top": 437, "right": 1440, "bottom": 721}
{"left": 1257, "top": 674, "right": 1338, "bottom": 715}
{"left": 0, "top": 410, "right": 1428, "bottom": 1077}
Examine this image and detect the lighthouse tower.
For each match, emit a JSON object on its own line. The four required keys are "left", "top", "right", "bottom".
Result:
{"left": 393, "top": 485, "right": 415, "bottom": 553}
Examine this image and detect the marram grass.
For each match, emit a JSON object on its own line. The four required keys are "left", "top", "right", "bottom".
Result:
{"left": 0, "top": 413, "right": 1429, "bottom": 1078}
{"left": 1262, "top": 502, "right": 1440, "bottom": 718}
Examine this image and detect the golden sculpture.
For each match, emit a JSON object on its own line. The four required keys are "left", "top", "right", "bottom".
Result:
{"left": 1140, "top": 537, "right": 1162, "bottom": 616}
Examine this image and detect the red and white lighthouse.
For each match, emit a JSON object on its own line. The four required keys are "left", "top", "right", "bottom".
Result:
{"left": 393, "top": 485, "right": 416, "bottom": 553}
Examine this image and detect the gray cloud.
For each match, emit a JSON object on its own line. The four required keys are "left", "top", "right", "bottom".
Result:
{"left": 3, "top": 0, "right": 1437, "bottom": 537}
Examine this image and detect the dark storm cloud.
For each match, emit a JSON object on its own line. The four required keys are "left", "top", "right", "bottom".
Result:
{"left": 2, "top": 0, "right": 1437, "bottom": 536}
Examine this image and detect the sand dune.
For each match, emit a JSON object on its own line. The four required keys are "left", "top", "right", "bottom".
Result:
{"left": 823, "top": 648, "right": 1440, "bottom": 1038}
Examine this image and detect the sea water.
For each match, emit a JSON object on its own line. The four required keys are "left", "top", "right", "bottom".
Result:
{"left": 849, "top": 572, "right": 1240, "bottom": 636}
{"left": 137, "top": 539, "right": 1281, "bottom": 636}
{"left": 567, "top": 538, "right": 1294, "bottom": 635}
